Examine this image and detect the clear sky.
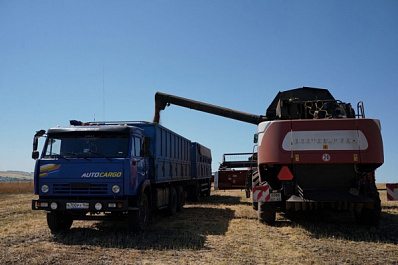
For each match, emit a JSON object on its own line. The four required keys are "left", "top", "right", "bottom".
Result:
{"left": 1, "top": 1, "right": 397, "bottom": 183}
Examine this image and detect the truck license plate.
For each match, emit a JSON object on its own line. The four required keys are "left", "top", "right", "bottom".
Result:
{"left": 66, "top": 202, "right": 89, "bottom": 209}
{"left": 269, "top": 193, "right": 282, "bottom": 201}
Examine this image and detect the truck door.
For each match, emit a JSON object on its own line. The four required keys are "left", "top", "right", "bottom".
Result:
{"left": 130, "top": 136, "right": 146, "bottom": 193}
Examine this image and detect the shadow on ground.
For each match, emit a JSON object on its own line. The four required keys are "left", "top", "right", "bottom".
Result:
{"left": 196, "top": 194, "right": 252, "bottom": 206}
{"left": 276, "top": 205, "right": 398, "bottom": 244}
{"left": 52, "top": 206, "right": 235, "bottom": 250}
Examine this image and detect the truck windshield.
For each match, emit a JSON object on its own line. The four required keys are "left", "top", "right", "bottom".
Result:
{"left": 43, "top": 132, "right": 129, "bottom": 159}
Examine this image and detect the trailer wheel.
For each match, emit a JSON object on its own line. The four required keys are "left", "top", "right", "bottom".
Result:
{"left": 176, "top": 185, "right": 185, "bottom": 212}
{"left": 190, "top": 182, "right": 201, "bottom": 202}
{"left": 166, "top": 186, "right": 178, "bottom": 216}
{"left": 128, "top": 193, "right": 149, "bottom": 232}
{"left": 258, "top": 201, "right": 276, "bottom": 225}
{"left": 355, "top": 183, "right": 381, "bottom": 226}
{"left": 47, "top": 211, "right": 73, "bottom": 234}
{"left": 206, "top": 180, "right": 211, "bottom": 197}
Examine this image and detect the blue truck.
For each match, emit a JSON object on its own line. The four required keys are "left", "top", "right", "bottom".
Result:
{"left": 31, "top": 121, "right": 212, "bottom": 233}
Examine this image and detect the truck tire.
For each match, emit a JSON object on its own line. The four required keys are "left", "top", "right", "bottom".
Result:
{"left": 190, "top": 182, "right": 201, "bottom": 202}
{"left": 47, "top": 211, "right": 73, "bottom": 234}
{"left": 176, "top": 186, "right": 185, "bottom": 212}
{"left": 166, "top": 186, "right": 178, "bottom": 216}
{"left": 355, "top": 183, "right": 381, "bottom": 226}
{"left": 252, "top": 172, "right": 259, "bottom": 210}
{"left": 206, "top": 180, "right": 211, "bottom": 197}
{"left": 258, "top": 201, "right": 276, "bottom": 224}
{"left": 128, "top": 193, "right": 149, "bottom": 232}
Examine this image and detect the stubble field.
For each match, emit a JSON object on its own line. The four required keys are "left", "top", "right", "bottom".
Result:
{"left": 1, "top": 183, "right": 397, "bottom": 264}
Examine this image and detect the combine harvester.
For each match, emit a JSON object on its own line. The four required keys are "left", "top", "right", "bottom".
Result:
{"left": 154, "top": 87, "right": 384, "bottom": 225}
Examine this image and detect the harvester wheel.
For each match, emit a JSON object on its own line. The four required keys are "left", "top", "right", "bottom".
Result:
{"left": 128, "top": 193, "right": 149, "bottom": 233}
{"left": 355, "top": 183, "right": 381, "bottom": 226}
{"left": 258, "top": 201, "right": 276, "bottom": 224}
{"left": 47, "top": 211, "right": 73, "bottom": 234}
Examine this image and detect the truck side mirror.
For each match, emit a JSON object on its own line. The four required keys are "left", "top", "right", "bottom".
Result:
{"left": 32, "top": 129, "right": 46, "bottom": 160}
{"left": 253, "top": 133, "right": 258, "bottom": 144}
{"left": 32, "top": 151, "right": 40, "bottom": 160}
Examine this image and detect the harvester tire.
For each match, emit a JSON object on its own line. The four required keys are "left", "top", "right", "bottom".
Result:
{"left": 355, "top": 183, "right": 381, "bottom": 226}
{"left": 128, "top": 193, "right": 149, "bottom": 233}
{"left": 258, "top": 201, "right": 276, "bottom": 224}
{"left": 47, "top": 211, "right": 73, "bottom": 234}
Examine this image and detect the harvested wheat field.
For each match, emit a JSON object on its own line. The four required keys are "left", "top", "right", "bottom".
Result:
{"left": 1, "top": 185, "right": 397, "bottom": 264}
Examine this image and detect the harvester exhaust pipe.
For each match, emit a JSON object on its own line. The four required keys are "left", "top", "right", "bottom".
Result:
{"left": 153, "top": 92, "right": 267, "bottom": 125}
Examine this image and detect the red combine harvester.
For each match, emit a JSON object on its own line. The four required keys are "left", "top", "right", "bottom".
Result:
{"left": 154, "top": 87, "right": 384, "bottom": 225}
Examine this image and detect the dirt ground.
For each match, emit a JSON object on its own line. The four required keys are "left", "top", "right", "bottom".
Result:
{"left": 1, "top": 188, "right": 397, "bottom": 264}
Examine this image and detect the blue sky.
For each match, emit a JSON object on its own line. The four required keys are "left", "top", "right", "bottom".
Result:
{"left": 1, "top": 1, "right": 397, "bottom": 183}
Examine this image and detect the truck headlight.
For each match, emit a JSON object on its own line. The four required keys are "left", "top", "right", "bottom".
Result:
{"left": 41, "top": 185, "right": 49, "bottom": 193}
{"left": 50, "top": 202, "right": 58, "bottom": 210}
{"left": 112, "top": 185, "right": 121, "bottom": 194}
{"left": 95, "top": 202, "right": 102, "bottom": 211}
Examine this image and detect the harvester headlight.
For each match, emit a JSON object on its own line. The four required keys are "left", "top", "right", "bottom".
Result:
{"left": 41, "top": 185, "right": 50, "bottom": 193}
{"left": 50, "top": 202, "right": 58, "bottom": 210}
{"left": 95, "top": 202, "right": 103, "bottom": 211}
{"left": 112, "top": 185, "right": 121, "bottom": 194}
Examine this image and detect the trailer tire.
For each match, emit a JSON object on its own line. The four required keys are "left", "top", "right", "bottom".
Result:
{"left": 47, "top": 211, "right": 73, "bottom": 234}
{"left": 166, "top": 186, "right": 178, "bottom": 216}
{"left": 128, "top": 193, "right": 149, "bottom": 233}
{"left": 176, "top": 185, "right": 185, "bottom": 212}
{"left": 201, "top": 180, "right": 211, "bottom": 197}
{"left": 206, "top": 180, "right": 211, "bottom": 197}
{"left": 258, "top": 201, "right": 276, "bottom": 225}
{"left": 190, "top": 182, "right": 201, "bottom": 202}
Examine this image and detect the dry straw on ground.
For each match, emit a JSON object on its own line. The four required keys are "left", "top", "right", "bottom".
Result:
{"left": 1, "top": 183, "right": 397, "bottom": 264}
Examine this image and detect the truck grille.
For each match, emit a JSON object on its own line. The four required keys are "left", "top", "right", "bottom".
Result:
{"left": 53, "top": 183, "right": 108, "bottom": 195}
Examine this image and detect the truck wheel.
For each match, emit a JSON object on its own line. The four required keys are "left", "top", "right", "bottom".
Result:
{"left": 47, "top": 211, "right": 73, "bottom": 234}
{"left": 355, "top": 183, "right": 381, "bottom": 226}
{"left": 128, "top": 193, "right": 149, "bottom": 232}
{"left": 176, "top": 186, "right": 185, "bottom": 212}
{"left": 258, "top": 201, "right": 276, "bottom": 225}
{"left": 190, "top": 182, "right": 201, "bottom": 202}
{"left": 205, "top": 180, "right": 211, "bottom": 197}
{"left": 166, "top": 186, "right": 178, "bottom": 216}
{"left": 252, "top": 172, "right": 259, "bottom": 210}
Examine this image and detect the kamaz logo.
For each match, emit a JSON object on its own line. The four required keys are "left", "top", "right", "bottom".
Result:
{"left": 81, "top": 172, "right": 122, "bottom": 178}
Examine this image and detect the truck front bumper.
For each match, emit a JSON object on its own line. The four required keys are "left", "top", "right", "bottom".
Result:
{"left": 32, "top": 198, "right": 130, "bottom": 212}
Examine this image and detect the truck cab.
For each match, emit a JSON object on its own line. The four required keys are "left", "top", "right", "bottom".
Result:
{"left": 32, "top": 122, "right": 151, "bottom": 233}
